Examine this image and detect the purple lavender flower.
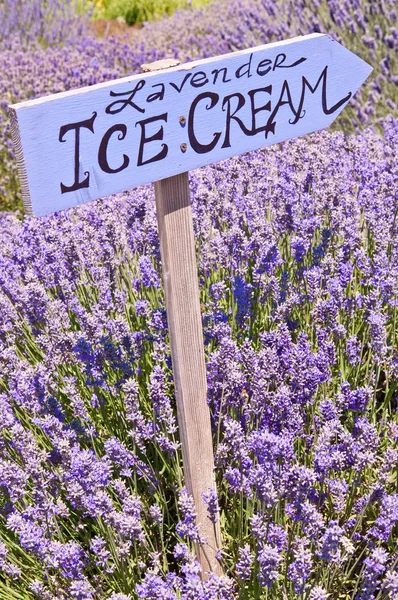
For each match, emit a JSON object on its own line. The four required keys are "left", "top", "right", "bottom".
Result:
{"left": 111, "top": 493, "right": 144, "bottom": 543}
{"left": 369, "top": 494, "right": 398, "bottom": 542}
{"left": 149, "top": 365, "right": 177, "bottom": 434}
{"left": 46, "top": 540, "right": 85, "bottom": 579}
{"left": 202, "top": 488, "right": 220, "bottom": 525}
{"left": 6, "top": 514, "right": 48, "bottom": 557}
{"left": 317, "top": 521, "right": 344, "bottom": 563}
{"left": 89, "top": 536, "right": 113, "bottom": 573}
{"left": 68, "top": 578, "right": 95, "bottom": 600}
{"left": 138, "top": 256, "right": 160, "bottom": 289}
{"left": 173, "top": 542, "right": 190, "bottom": 561}
{"left": 357, "top": 548, "right": 389, "bottom": 599}
{"left": 326, "top": 478, "right": 350, "bottom": 513}
{"left": 0, "top": 542, "right": 7, "bottom": 569}
{"left": 257, "top": 543, "right": 282, "bottom": 588}
{"left": 308, "top": 586, "right": 329, "bottom": 600}
{"left": 0, "top": 459, "right": 27, "bottom": 502}
{"left": 233, "top": 276, "right": 253, "bottom": 325}
{"left": 367, "top": 310, "right": 387, "bottom": 360}
{"left": 235, "top": 544, "right": 253, "bottom": 580}
{"left": 319, "top": 399, "right": 339, "bottom": 422}
{"left": 288, "top": 537, "right": 313, "bottom": 594}
{"left": 136, "top": 571, "right": 178, "bottom": 599}
{"left": 346, "top": 335, "right": 362, "bottom": 364}
{"left": 176, "top": 487, "right": 202, "bottom": 543}
{"left": 340, "top": 383, "right": 373, "bottom": 412}
{"left": 203, "top": 573, "right": 236, "bottom": 599}
{"left": 149, "top": 504, "right": 163, "bottom": 526}
{"left": 267, "top": 524, "right": 288, "bottom": 552}
{"left": 250, "top": 513, "right": 268, "bottom": 543}
{"left": 383, "top": 570, "right": 398, "bottom": 599}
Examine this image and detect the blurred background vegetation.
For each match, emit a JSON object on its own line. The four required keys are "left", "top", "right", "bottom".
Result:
{"left": 88, "top": 0, "right": 212, "bottom": 25}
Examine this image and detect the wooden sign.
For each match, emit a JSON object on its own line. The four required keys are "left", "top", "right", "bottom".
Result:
{"left": 9, "top": 34, "right": 371, "bottom": 580}
{"left": 9, "top": 33, "right": 371, "bottom": 217}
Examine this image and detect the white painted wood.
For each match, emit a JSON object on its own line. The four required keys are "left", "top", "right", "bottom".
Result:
{"left": 9, "top": 33, "right": 372, "bottom": 217}
{"left": 154, "top": 173, "right": 222, "bottom": 578}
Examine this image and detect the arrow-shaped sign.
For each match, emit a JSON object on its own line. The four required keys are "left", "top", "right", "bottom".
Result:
{"left": 9, "top": 33, "right": 371, "bottom": 217}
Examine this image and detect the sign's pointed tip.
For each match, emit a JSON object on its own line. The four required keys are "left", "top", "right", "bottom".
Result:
{"left": 361, "top": 61, "right": 373, "bottom": 87}
{"left": 327, "top": 35, "right": 373, "bottom": 92}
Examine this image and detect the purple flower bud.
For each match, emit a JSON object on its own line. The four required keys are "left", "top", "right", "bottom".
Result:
{"left": 176, "top": 487, "right": 202, "bottom": 543}
{"left": 257, "top": 543, "right": 282, "bottom": 588}
{"left": 288, "top": 537, "right": 312, "bottom": 594}
{"left": 317, "top": 521, "right": 343, "bottom": 563}
{"left": 236, "top": 544, "right": 253, "bottom": 580}
{"left": 308, "top": 586, "right": 329, "bottom": 600}
{"left": 202, "top": 487, "right": 220, "bottom": 525}
{"left": 149, "top": 504, "right": 163, "bottom": 526}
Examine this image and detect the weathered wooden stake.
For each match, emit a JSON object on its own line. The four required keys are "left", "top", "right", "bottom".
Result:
{"left": 154, "top": 173, "right": 222, "bottom": 578}
{"left": 142, "top": 59, "right": 222, "bottom": 577}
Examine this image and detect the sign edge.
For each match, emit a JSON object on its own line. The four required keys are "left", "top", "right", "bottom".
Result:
{"left": 8, "top": 107, "right": 33, "bottom": 216}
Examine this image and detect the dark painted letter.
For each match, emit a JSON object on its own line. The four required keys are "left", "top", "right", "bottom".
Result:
{"left": 290, "top": 66, "right": 352, "bottom": 125}
{"left": 59, "top": 111, "right": 97, "bottom": 194}
{"left": 188, "top": 92, "right": 221, "bottom": 154}
{"left": 136, "top": 113, "right": 168, "bottom": 166}
{"left": 221, "top": 93, "right": 251, "bottom": 148}
{"left": 248, "top": 86, "right": 272, "bottom": 134}
{"left": 98, "top": 124, "right": 130, "bottom": 174}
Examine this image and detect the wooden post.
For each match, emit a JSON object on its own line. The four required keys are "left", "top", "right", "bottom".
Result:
{"left": 154, "top": 174, "right": 222, "bottom": 578}
{"left": 142, "top": 60, "right": 222, "bottom": 578}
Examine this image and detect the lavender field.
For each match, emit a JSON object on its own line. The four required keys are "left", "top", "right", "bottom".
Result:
{"left": 0, "top": 1, "right": 398, "bottom": 599}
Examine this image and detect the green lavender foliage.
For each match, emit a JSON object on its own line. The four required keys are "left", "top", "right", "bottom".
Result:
{"left": 0, "top": 124, "right": 397, "bottom": 598}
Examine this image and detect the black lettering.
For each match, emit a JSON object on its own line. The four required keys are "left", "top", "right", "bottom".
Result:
{"left": 211, "top": 67, "right": 232, "bottom": 84}
{"left": 221, "top": 93, "right": 251, "bottom": 148}
{"left": 257, "top": 58, "right": 272, "bottom": 76}
{"left": 98, "top": 124, "right": 129, "bottom": 174}
{"left": 188, "top": 92, "right": 221, "bottom": 154}
{"left": 169, "top": 73, "right": 192, "bottom": 93}
{"left": 264, "top": 80, "right": 299, "bottom": 137}
{"left": 235, "top": 53, "right": 253, "bottom": 79}
{"left": 146, "top": 83, "right": 165, "bottom": 103}
{"left": 136, "top": 113, "right": 168, "bottom": 166}
{"left": 211, "top": 67, "right": 232, "bottom": 85}
{"left": 191, "top": 71, "right": 209, "bottom": 88}
{"left": 273, "top": 53, "right": 307, "bottom": 70}
{"left": 106, "top": 80, "right": 146, "bottom": 115}
{"left": 290, "top": 66, "right": 352, "bottom": 125}
{"left": 59, "top": 112, "right": 97, "bottom": 194}
{"left": 248, "top": 86, "right": 272, "bottom": 134}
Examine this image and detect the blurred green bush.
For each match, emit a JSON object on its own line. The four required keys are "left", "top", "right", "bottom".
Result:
{"left": 93, "top": 0, "right": 212, "bottom": 24}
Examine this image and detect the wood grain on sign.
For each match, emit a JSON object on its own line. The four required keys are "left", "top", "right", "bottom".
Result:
{"left": 9, "top": 33, "right": 372, "bottom": 217}
{"left": 155, "top": 173, "right": 222, "bottom": 576}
